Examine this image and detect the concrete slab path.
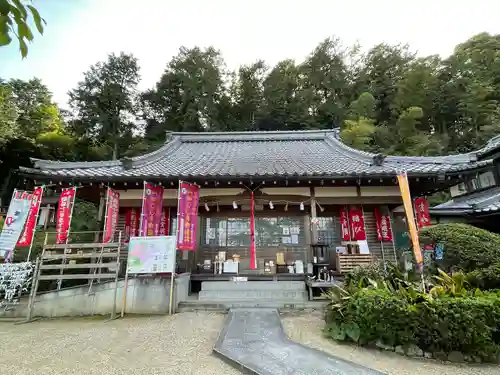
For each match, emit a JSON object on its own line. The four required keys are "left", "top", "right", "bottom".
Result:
{"left": 213, "top": 308, "right": 386, "bottom": 375}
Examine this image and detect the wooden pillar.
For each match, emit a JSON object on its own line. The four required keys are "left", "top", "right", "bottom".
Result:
{"left": 94, "top": 190, "right": 106, "bottom": 243}
{"left": 310, "top": 187, "right": 318, "bottom": 244}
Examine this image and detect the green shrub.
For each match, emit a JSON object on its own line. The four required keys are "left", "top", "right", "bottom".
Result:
{"left": 325, "top": 288, "right": 500, "bottom": 362}
{"left": 467, "top": 264, "right": 500, "bottom": 290}
{"left": 420, "top": 223, "right": 500, "bottom": 272}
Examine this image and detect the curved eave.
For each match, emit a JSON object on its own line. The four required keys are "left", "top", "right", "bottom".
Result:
{"left": 429, "top": 208, "right": 473, "bottom": 216}
{"left": 18, "top": 165, "right": 487, "bottom": 182}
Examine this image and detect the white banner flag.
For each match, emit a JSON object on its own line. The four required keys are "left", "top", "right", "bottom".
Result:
{"left": 0, "top": 190, "right": 32, "bottom": 261}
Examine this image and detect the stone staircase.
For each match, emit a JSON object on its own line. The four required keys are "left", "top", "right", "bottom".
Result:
{"left": 178, "top": 281, "right": 313, "bottom": 312}
{"left": 199, "top": 280, "right": 308, "bottom": 301}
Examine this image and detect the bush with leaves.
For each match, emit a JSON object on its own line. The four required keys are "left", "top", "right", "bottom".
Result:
{"left": 420, "top": 223, "right": 500, "bottom": 289}
{"left": 325, "top": 287, "right": 500, "bottom": 362}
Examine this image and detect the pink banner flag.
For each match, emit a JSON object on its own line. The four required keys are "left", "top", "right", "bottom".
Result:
{"left": 176, "top": 182, "right": 200, "bottom": 251}
{"left": 124, "top": 208, "right": 140, "bottom": 243}
{"left": 140, "top": 182, "right": 164, "bottom": 236}
{"left": 17, "top": 186, "right": 44, "bottom": 247}
{"left": 103, "top": 188, "right": 120, "bottom": 243}
{"left": 55, "top": 187, "right": 76, "bottom": 244}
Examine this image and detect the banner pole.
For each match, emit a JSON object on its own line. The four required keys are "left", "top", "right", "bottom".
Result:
{"left": 138, "top": 181, "right": 147, "bottom": 237}
{"left": 388, "top": 210, "right": 398, "bottom": 264}
{"left": 168, "top": 268, "right": 175, "bottom": 315}
{"left": 26, "top": 186, "right": 45, "bottom": 262}
{"left": 57, "top": 187, "right": 77, "bottom": 291}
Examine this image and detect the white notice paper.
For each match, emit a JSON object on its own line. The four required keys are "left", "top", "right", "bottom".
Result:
{"left": 291, "top": 234, "right": 299, "bottom": 244}
{"left": 358, "top": 240, "right": 370, "bottom": 254}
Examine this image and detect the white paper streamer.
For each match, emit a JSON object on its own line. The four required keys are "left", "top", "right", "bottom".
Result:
{"left": 0, "top": 262, "right": 33, "bottom": 307}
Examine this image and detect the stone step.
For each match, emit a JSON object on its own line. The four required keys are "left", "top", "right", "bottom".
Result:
{"left": 178, "top": 299, "right": 326, "bottom": 312}
{"left": 198, "top": 289, "right": 308, "bottom": 301}
{"left": 200, "top": 280, "right": 306, "bottom": 291}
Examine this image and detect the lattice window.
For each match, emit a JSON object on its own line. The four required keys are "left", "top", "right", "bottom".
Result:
{"left": 317, "top": 217, "right": 337, "bottom": 245}
{"left": 202, "top": 216, "right": 305, "bottom": 248}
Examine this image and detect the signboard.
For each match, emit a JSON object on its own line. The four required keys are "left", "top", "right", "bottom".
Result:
{"left": 0, "top": 191, "right": 32, "bottom": 260}
{"left": 126, "top": 235, "right": 176, "bottom": 274}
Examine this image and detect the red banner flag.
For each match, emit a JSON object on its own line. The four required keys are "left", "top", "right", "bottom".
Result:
{"left": 140, "top": 182, "right": 164, "bottom": 237}
{"left": 55, "top": 187, "right": 76, "bottom": 244}
{"left": 249, "top": 191, "right": 256, "bottom": 269}
{"left": 103, "top": 188, "right": 120, "bottom": 243}
{"left": 374, "top": 206, "right": 393, "bottom": 242}
{"left": 124, "top": 208, "right": 140, "bottom": 243}
{"left": 17, "top": 186, "right": 44, "bottom": 247}
{"left": 159, "top": 207, "right": 170, "bottom": 236}
{"left": 176, "top": 182, "right": 200, "bottom": 251}
{"left": 348, "top": 206, "right": 367, "bottom": 241}
{"left": 339, "top": 206, "right": 351, "bottom": 241}
{"left": 414, "top": 197, "right": 431, "bottom": 229}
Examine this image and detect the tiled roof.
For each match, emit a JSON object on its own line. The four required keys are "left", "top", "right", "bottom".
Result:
{"left": 476, "top": 135, "right": 500, "bottom": 159}
{"left": 431, "top": 186, "right": 500, "bottom": 215}
{"left": 19, "top": 129, "right": 492, "bottom": 180}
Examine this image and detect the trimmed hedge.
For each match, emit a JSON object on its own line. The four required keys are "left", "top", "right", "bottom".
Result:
{"left": 420, "top": 223, "right": 500, "bottom": 289}
{"left": 325, "top": 288, "right": 500, "bottom": 362}
{"left": 420, "top": 223, "right": 500, "bottom": 271}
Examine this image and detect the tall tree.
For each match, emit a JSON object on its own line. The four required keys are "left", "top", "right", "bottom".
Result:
{"left": 8, "top": 78, "right": 60, "bottom": 140}
{"left": 142, "top": 46, "right": 228, "bottom": 139}
{"left": 0, "top": 81, "right": 18, "bottom": 145}
{"left": 259, "top": 59, "right": 309, "bottom": 130}
{"left": 229, "top": 60, "right": 267, "bottom": 130}
{"left": 356, "top": 44, "right": 415, "bottom": 124}
{"left": 301, "top": 37, "right": 358, "bottom": 127}
{"left": 68, "top": 52, "right": 141, "bottom": 159}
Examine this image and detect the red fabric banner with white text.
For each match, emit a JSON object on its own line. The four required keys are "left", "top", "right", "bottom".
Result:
{"left": 103, "top": 188, "right": 120, "bottom": 243}
{"left": 414, "top": 197, "right": 431, "bottom": 229}
{"left": 339, "top": 206, "right": 351, "bottom": 241}
{"left": 124, "top": 208, "right": 140, "bottom": 243}
{"left": 249, "top": 191, "right": 256, "bottom": 269}
{"left": 140, "top": 182, "right": 164, "bottom": 237}
{"left": 17, "top": 186, "right": 44, "bottom": 247}
{"left": 159, "top": 207, "right": 170, "bottom": 236}
{"left": 374, "top": 206, "right": 393, "bottom": 242}
{"left": 348, "top": 206, "right": 367, "bottom": 241}
{"left": 55, "top": 187, "right": 76, "bottom": 244}
{"left": 176, "top": 182, "right": 200, "bottom": 251}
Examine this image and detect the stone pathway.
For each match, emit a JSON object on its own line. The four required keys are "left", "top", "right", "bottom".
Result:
{"left": 213, "top": 308, "right": 385, "bottom": 375}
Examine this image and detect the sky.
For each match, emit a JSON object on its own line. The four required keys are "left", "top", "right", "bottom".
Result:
{"left": 1, "top": 0, "right": 499, "bottom": 107}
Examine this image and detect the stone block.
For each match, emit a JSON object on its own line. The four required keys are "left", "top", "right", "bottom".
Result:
{"left": 200, "top": 281, "right": 305, "bottom": 291}
{"left": 198, "top": 289, "right": 308, "bottom": 301}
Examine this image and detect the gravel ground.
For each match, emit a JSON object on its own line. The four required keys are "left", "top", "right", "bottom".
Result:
{"left": 0, "top": 312, "right": 497, "bottom": 375}
{"left": 0, "top": 313, "right": 240, "bottom": 375}
{"left": 282, "top": 312, "right": 499, "bottom": 375}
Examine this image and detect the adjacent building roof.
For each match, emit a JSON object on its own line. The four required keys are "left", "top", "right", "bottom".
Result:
{"left": 19, "top": 129, "right": 492, "bottom": 181}
{"left": 430, "top": 186, "right": 500, "bottom": 216}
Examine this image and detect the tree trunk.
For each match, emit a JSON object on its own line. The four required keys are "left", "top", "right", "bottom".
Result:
{"left": 112, "top": 142, "right": 118, "bottom": 160}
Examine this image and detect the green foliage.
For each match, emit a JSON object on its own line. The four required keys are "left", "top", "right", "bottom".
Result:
{"left": 0, "top": 0, "right": 45, "bottom": 57}
{"left": 429, "top": 269, "right": 468, "bottom": 297}
{"left": 420, "top": 223, "right": 500, "bottom": 290}
{"left": 325, "top": 288, "right": 500, "bottom": 362}
{"left": 68, "top": 52, "right": 141, "bottom": 160}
